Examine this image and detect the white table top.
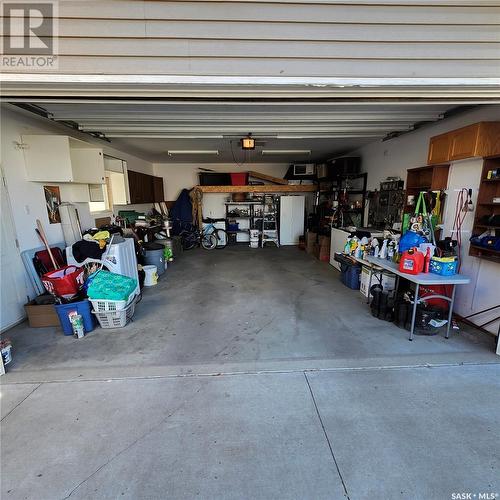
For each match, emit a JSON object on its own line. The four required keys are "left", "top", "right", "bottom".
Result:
{"left": 365, "top": 255, "right": 471, "bottom": 285}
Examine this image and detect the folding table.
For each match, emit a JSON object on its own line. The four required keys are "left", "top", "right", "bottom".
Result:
{"left": 364, "top": 256, "right": 470, "bottom": 341}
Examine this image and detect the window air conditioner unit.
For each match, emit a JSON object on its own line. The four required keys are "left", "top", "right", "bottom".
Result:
{"left": 293, "top": 164, "right": 315, "bottom": 176}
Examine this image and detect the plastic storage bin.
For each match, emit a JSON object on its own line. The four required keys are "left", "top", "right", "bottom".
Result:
{"left": 92, "top": 298, "right": 136, "bottom": 328}
{"left": 230, "top": 173, "right": 248, "bottom": 186}
{"left": 340, "top": 262, "right": 361, "bottom": 290}
{"left": 55, "top": 299, "right": 95, "bottom": 335}
{"left": 198, "top": 173, "right": 231, "bottom": 186}
{"left": 89, "top": 292, "right": 136, "bottom": 313}
{"left": 429, "top": 257, "right": 458, "bottom": 276}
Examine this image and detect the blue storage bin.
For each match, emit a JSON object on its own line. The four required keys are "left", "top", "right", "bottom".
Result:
{"left": 55, "top": 299, "right": 95, "bottom": 336}
{"left": 429, "top": 258, "right": 458, "bottom": 276}
{"left": 340, "top": 263, "right": 361, "bottom": 290}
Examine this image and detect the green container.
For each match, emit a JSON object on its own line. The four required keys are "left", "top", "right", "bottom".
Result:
{"left": 86, "top": 271, "right": 137, "bottom": 302}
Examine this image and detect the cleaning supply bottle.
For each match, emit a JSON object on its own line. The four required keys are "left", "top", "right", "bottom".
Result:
{"left": 379, "top": 239, "right": 388, "bottom": 259}
{"left": 424, "top": 247, "right": 431, "bottom": 273}
{"left": 344, "top": 238, "right": 351, "bottom": 254}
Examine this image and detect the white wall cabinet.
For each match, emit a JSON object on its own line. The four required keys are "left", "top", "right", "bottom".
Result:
{"left": 22, "top": 135, "right": 105, "bottom": 184}
{"left": 104, "top": 155, "right": 130, "bottom": 205}
{"left": 59, "top": 184, "right": 90, "bottom": 203}
{"left": 279, "top": 195, "right": 305, "bottom": 245}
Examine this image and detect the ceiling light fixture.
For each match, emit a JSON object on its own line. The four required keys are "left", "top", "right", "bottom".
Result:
{"left": 106, "top": 135, "right": 224, "bottom": 139}
{"left": 167, "top": 150, "right": 219, "bottom": 156}
{"left": 241, "top": 133, "right": 255, "bottom": 150}
{"left": 261, "top": 150, "right": 311, "bottom": 156}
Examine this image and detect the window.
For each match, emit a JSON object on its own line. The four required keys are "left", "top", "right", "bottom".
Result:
{"left": 88, "top": 155, "right": 128, "bottom": 212}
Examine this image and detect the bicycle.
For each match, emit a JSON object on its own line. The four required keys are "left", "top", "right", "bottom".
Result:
{"left": 202, "top": 218, "right": 228, "bottom": 249}
{"left": 178, "top": 221, "right": 220, "bottom": 250}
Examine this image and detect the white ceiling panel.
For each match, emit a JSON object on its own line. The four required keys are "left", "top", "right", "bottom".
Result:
{"left": 6, "top": 99, "right": 466, "bottom": 163}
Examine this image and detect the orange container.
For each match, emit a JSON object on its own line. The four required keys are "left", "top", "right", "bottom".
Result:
{"left": 399, "top": 248, "right": 424, "bottom": 275}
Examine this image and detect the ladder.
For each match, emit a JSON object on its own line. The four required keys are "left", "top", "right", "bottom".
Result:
{"left": 261, "top": 195, "right": 280, "bottom": 248}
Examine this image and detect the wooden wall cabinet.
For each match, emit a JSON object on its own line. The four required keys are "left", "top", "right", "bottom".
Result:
{"left": 449, "top": 123, "right": 480, "bottom": 161}
{"left": 427, "top": 134, "right": 451, "bottom": 165}
{"left": 127, "top": 170, "right": 164, "bottom": 204}
{"left": 428, "top": 122, "right": 500, "bottom": 165}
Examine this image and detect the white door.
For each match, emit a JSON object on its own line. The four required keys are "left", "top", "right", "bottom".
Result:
{"left": 280, "top": 196, "right": 305, "bottom": 245}
{"left": 0, "top": 167, "right": 28, "bottom": 331}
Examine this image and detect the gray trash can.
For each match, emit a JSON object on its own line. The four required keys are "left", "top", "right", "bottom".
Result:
{"left": 143, "top": 243, "right": 165, "bottom": 276}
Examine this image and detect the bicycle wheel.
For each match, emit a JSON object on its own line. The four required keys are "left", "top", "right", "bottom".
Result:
{"left": 180, "top": 231, "right": 198, "bottom": 250}
{"left": 201, "top": 233, "right": 217, "bottom": 250}
{"left": 214, "top": 229, "right": 228, "bottom": 249}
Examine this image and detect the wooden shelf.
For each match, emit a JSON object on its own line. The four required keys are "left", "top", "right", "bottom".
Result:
{"left": 406, "top": 185, "right": 431, "bottom": 190}
{"left": 475, "top": 224, "right": 500, "bottom": 230}
{"left": 196, "top": 184, "right": 316, "bottom": 193}
{"left": 469, "top": 156, "right": 500, "bottom": 262}
{"left": 470, "top": 244, "right": 500, "bottom": 255}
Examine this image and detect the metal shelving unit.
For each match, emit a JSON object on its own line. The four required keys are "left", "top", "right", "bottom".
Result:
{"left": 225, "top": 200, "right": 263, "bottom": 244}
{"left": 324, "top": 172, "right": 368, "bottom": 228}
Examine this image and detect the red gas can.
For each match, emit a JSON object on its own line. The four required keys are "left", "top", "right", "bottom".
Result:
{"left": 399, "top": 248, "right": 424, "bottom": 275}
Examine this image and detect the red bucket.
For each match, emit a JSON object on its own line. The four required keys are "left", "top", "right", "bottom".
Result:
{"left": 42, "top": 265, "right": 84, "bottom": 300}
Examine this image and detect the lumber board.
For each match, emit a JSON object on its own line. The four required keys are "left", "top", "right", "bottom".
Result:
{"left": 248, "top": 171, "right": 288, "bottom": 185}
{"left": 195, "top": 184, "right": 316, "bottom": 193}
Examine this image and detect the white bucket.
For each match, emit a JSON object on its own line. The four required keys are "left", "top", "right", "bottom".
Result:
{"left": 143, "top": 265, "right": 158, "bottom": 286}
{"left": 249, "top": 240, "right": 259, "bottom": 248}
{"left": 249, "top": 229, "right": 260, "bottom": 239}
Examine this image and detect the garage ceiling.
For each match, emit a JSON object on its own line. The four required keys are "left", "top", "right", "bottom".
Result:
{"left": 9, "top": 100, "right": 461, "bottom": 163}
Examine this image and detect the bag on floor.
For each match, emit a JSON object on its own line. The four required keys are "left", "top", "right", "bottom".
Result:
{"left": 42, "top": 265, "right": 84, "bottom": 300}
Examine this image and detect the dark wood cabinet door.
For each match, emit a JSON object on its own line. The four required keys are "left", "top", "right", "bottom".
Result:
{"left": 141, "top": 174, "right": 154, "bottom": 202}
{"left": 153, "top": 176, "right": 164, "bottom": 202}
{"left": 127, "top": 170, "right": 143, "bottom": 204}
{"left": 128, "top": 170, "right": 157, "bottom": 203}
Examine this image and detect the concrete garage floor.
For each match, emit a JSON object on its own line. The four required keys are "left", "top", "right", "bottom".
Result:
{"left": 2, "top": 247, "right": 499, "bottom": 499}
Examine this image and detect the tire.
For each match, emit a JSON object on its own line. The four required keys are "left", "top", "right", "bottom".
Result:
{"left": 180, "top": 231, "right": 198, "bottom": 250}
{"left": 214, "top": 229, "right": 228, "bottom": 249}
{"left": 201, "top": 233, "right": 217, "bottom": 250}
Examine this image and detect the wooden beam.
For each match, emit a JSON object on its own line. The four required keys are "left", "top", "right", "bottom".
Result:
{"left": 248, "top": 171, "right": 288, "bottom": 185}
{"left": 196, "top": 184, "right": 316, "bottom": 193}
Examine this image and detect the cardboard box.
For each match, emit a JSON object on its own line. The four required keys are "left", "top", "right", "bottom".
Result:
{"left": 311, "top": 243, "right": 320, "bottom": 259}
{"left": 24, "top": 302, "right": 60, "bottom": 328}
{"left": 318, "top": 234, "right": 331, "bottom": 261}
{"left": 306, "top": 231, "right": 317, "bottom": 254}
{"left": 319, "top": 245, "right": 330, "bottom": 262}
{"left": 319, "top": 235, "right": 330, "bottom": 247}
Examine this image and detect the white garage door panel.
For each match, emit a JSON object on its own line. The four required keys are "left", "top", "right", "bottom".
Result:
{"left": 37, "top": 57, "right": 500, "bottom": 78}
{"left": 55, "top": 39, "right": 500, "bottom": 60}
{"left": 55, "top": 1, "right": 500, "bottom": 24}
{"left": 3, "top": 1, "right": 499, "bottom": 81}
{"left": 56, "top": 19, "right": 500, "bottom": 43}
